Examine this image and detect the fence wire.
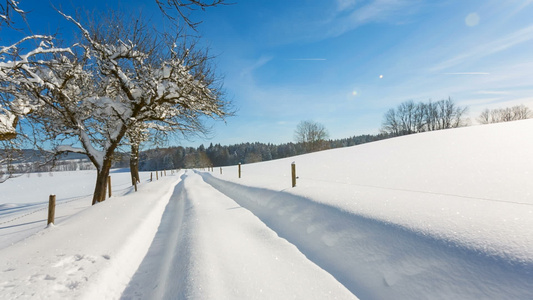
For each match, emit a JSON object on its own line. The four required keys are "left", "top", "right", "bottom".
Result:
{"left": 296, "top": 176, "right": 533, "bottom": 207}
{"left": 0, "top": 181, "right": 140, "bottom": 227}
{"left": 215, "top": 169, "right": 533, "bottom": 207}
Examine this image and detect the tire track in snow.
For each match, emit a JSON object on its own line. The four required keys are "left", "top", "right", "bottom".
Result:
{"left": 121, "top": 173, "right": 190, "bottom": 299}
{"left": 122, "top": 170, "right": 357, "bottom": 300}
{"left": 199, "top": 171, "right": 533, "bottom": 300}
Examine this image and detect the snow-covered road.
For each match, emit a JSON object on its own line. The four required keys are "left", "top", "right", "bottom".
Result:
{"left": 121, "top": 171, "right": 357, "bottom": 299}
{"left": 122, "top": 166, "right": 533, "bottom": 299}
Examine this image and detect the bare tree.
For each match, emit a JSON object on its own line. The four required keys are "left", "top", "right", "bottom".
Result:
{"left": 477, "top": 109, "right": 491, "bottom": 124}
{"left": 512, "top": 104, "right": 532, "bottom": 120}
{"left": 294, "top": 120, "right": 329, "bottom": 153}
{"left": 477, "top": 104, "right": 532, "bottom": 124}
{"left": 381, "top": 108, "right": 400, "bottom": 136}
{"left": 436, "top": 97, "right": 468, "bottom": 129}
{"left": 381, "top": 98, "right": 468, "bottom": 136}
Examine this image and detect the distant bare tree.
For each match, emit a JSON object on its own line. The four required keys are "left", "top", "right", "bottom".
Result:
{"left": 381, "top": 98, "right": 468, "bottom": 136}
{"left": 477, "top": 104, "right": 532, "bottom": 124}
{"left": 436, "top": 97, "right": 468, "bottom": 129}
{"left": 512, "top": 104, "right": 532, "bottom": 120}
{"left": 294, "top": 120, "right": 329, "bottom": 153}
{"left": 381, "top": 108, "right": 400, "bottom": 136}
{"left": 477, "top": 109, "right": 491, "bottom": 124}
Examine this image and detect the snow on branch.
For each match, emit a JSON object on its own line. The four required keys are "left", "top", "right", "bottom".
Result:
{"left": 0, "top": 0, "right": 26, "bottom": 28}
{"left": 0, "top": 106, "right": 17, "bottom": 140}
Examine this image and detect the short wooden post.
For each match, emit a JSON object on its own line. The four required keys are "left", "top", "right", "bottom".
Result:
{"left": 164, "top": 170, "right": 167, "bottom": 176}
{"left": 238, "top": 163, "right": 241, "bottom": 178}
{"left": 107, "top": 176, "right": 112, "bottom": 198}
{"left": 150, "top": 172, "right": 153, "bottom": 182}
{"left": 134, "top": 177, "right": 138, "bottom": 192}
{"left": 291, "top": 162, "right": 297, "bottom": 188}
{"left": 156, "top": 171, "right": 159, "bottom": 180}
{"left": 220, "top": 167, "right": 222, "bottom": 175}
{"left": 47, "top": 195, "right": 56, "bottom": 225}
{"left": 160, "top": 171, "right": 163, "bottom": 177}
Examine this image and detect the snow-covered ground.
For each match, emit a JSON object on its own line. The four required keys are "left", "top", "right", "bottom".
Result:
{"left": 1, "top": 120, "right": 533, "bottom": 299}
{"left": 0, "top": 169, "right": 152, "bottom": 248}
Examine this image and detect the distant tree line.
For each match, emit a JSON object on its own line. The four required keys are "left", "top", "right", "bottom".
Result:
{"left": 112, "top": 133, "right": 391, "bottom": 170}
{"left": 0, "top": 159, "right": 94, "bottom": 179}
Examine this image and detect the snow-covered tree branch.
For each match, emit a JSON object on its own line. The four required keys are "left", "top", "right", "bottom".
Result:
{"left": 0, "top": 0, "right": 25, "bottom": 29}
{"left": 1, "top": 9, "right": 230, "bottom": 203}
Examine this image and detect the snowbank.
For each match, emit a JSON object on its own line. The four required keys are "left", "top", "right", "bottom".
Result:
{"left": 0, "top": 173, "right": 181, "bottom": 299}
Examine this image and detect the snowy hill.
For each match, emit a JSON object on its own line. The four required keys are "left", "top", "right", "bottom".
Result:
{"left": 200, "top": 119, "right": 533, "bottom": 299}
{"left": 1, "top": 120, "right": 532, "bottom": 299}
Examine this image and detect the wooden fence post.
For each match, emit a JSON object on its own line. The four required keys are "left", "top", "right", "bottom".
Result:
{"left": 150, "top": 172, "right": 153, "bottom": 182}
{"left": 238, "top": 163, "right": 241, "bottom": 178}
{"left": 220, "top": 167, "right": 222, "bottom": 175}
{"left": 164, "top": 170, "right": 167, "bottom": 176}
{"left": 47, "top": 195, "right": 56, "bottom": 225}
{"left": 134, "top": 177, "right": 138, "bottom": 192}
{"left": 107, "top": 176, "right": 112, "bottom": 198}
{"left": 291, "top": 162, "right": 297, "bottom": 188}
{"left": 156, "top": 171, "right": 159, "bottom": 180}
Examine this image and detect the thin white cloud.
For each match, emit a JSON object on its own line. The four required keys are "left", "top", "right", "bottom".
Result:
{"left": 459, "top": 97, "right": 503, "bottom": 107}
{"left": 465, "top": 12, "right": 480, "bottom": 27}
{"left": 444, "top": 72, "right": 490, "bottom": 75}
{"left": 513, "top": 0, "right": 533, "bottom": 14}
{"left": 336, "top": 0, "right": 357, "bottom": 12}
{"left": 287, "top": 58, "right": 327, "bottom": 61}
{"left": 262, "top": 0, "right": 423, "bottom": 45}
{"left": 432, "top": 24, "right": 533, "bottom": 72}
{"left": 327, "top": 0, "right": 422, "bottom": 38}
{"left": 240, "top": 55, "right": 273, "bottom": 78}
{"left": 476, "top": 90, "right": 510, "bottom": 95}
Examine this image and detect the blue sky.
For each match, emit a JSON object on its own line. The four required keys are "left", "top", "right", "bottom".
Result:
{"left": 4, "top": 0, "right": 533, "bottom": 148}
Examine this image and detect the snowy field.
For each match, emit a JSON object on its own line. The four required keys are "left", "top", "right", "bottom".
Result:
{"left": 1, "top": 120, "right": 533, "bottom": 299}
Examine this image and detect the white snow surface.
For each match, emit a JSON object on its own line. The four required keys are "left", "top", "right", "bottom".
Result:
{"left": 1, "top": 120, "right": 533, "bottom": 299}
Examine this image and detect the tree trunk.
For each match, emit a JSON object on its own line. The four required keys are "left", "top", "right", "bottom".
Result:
{"left": 130, "top": 144, "right": 140, "bottom": 186}
{"left": 92, "top": 159, "right": 112, "bottom": 205}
